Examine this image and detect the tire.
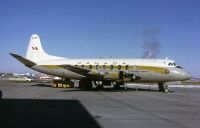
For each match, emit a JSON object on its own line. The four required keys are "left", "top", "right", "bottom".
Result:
{"left": 164, "top": 88, "right": 169, "bottom": 93}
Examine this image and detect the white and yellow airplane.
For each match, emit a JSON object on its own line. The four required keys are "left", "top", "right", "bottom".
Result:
{"left": 10, "top": 34, "right": 192, "bottom": 92}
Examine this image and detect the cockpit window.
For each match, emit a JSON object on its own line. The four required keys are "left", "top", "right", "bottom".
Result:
{"left": 176, "top": 66, "right": 183, "bottom": 69}
{"left": 168, "top": 62, "right": 176, "bottom": 66}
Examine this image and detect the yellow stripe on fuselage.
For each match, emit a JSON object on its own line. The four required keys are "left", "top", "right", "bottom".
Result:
{"left": 137, "top": 66, "right": 169, "bottom": 74}
{"left": 40, "top": 65, "right": 169, "bottom": 75}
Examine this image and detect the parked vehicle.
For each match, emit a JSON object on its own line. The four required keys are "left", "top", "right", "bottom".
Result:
{"left": 36, "top": 76, "right": 52, "bottom": 83}
{"left": 8, "top": 76, "right": 33, "bottom": 82}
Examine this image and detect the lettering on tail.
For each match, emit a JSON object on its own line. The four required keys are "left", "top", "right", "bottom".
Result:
{"left": 32, "top": 47, "right": 38, "bottom": 51}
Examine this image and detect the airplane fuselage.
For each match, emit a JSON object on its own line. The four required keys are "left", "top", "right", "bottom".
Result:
{"left": 30, "top": 58, "right": 191, "bottom": 82}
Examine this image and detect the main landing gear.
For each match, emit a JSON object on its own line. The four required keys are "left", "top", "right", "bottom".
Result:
{"left": 94, "top": 81, "right": 104, "bottom": 90}
{"left": 158, "top": 82, "right": 169, "bottom": 93}
{"left": 113, "top": 82, "right": 124, "bottom": 90}
{"left": 94, "top": 81, "right": 125, "bottom": 90}
{"left": 79, "top": 79, "right": 93, "bottom": 90}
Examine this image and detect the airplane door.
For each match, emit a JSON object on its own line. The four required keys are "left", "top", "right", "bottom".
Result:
{"left": 119, "top": 71, "right": 124, "bottom": 79}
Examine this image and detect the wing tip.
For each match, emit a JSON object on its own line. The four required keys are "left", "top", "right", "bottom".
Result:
{"left": 9, "top": 52, "right": 36, "bottom": 67}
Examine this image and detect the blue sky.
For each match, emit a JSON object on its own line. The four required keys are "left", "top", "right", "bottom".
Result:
{"left": 0, "top": 0, "right": 200, "bottom": 77}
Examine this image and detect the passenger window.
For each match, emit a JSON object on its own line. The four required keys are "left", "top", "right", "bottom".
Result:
{"left": 81, "top": 65, "right": 84, "bottom": 67}
{"left": 96, "top": 65, "right": 99, "bottom": 69}
{"left": 89, "top": 65, "right": 92, "bottom": 69}
{"left": 103, "top": 65, "right": 106, "bottom": 69}
{"left": 118, "top": 65, "right": 121, "bottom": 70}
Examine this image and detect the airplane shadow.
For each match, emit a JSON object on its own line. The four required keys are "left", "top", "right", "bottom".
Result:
{"left": 28, "top": 83, "right": 174, "bottom": 93}
{"left": 60, "top": 87, "right": 174, "bottom": 93}
{"left": 0, "top": 99, "right": 101, "bottom": 128}
{"left": 0, "top": 90, "right": 2, "bottom": 99}
{"left": 60, "top": 87, "right": 160, "bottom": 92}
{"left": 29, "top": 83, "right": 51, "bottom": 87}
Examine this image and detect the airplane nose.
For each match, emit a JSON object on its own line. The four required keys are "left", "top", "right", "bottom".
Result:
{"left": 181, "top": 70, "right": 192, "bottom": 80}
{"left": 171, "top": 68, "right": 192, "bottom": 81}
{"left": 184, "top": 72, "right": 192, "bottom": 80}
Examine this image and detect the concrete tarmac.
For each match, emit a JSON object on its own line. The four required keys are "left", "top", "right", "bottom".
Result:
{"left": 0, "top": 80, "right": 200, "bottom": 128}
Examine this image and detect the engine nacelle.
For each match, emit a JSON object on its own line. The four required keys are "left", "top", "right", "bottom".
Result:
{"left": 103, "top": 71, "right": 121, "bottom": 80}
{"left": 103, "top": 71, "right": 139, "bottom": 82}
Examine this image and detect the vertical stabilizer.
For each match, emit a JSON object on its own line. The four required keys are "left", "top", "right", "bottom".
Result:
{"left": 26, "top": 34, "right": 64, "bottom": 62}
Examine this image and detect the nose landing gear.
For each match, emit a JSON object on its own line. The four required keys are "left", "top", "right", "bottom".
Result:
{"left": 158, "top": 82, "right": 169, "bottom": 93}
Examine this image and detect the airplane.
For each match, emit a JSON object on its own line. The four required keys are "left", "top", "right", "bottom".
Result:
{"left": 10, "top": 34, "right": 192, "bottom": 92}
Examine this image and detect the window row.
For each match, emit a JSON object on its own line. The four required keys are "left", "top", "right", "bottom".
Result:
{"left": 75, "top": 65, "right": 129, "bottom": 70}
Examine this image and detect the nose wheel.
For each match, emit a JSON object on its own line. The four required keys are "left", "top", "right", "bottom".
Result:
{"left": 164, "top": 88, "right": 169, "bottom": 93}
{"left": 158, "top": 82, "right": 169, "bottom": 93}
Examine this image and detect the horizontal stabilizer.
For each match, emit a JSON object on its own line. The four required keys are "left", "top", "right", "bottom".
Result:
{"left": 9, "top": 53, "right": 36, "bottom": 67}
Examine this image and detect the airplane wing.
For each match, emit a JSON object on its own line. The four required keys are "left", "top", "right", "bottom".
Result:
{"left": 59, "top": 65, "right": 141, "bottom": 81}
{"left": 59, "top": 65, "right": 91, "bottom": 76}
{"left": 59, "top": 65, "right": 104, "bottom": 80}
{"left": 9, "top": 53, "right": 36, "bottom": 67}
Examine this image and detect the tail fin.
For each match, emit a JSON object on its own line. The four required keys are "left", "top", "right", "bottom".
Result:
{"left": 26, "top": 34, "right": 64, "bottom": 62}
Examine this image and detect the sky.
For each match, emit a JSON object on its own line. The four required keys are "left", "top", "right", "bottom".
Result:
{"left": 0, "top": 0, "right": 200, "bottom": 78}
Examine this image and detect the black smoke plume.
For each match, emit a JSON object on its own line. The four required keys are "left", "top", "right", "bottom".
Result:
{"left": 141, "top": 28, "right": 161, "bottom": 59}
